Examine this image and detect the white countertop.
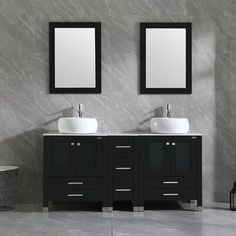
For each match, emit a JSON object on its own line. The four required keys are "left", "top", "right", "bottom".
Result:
{"left": 43, "top": 132, "right": 202, "bottom": 136}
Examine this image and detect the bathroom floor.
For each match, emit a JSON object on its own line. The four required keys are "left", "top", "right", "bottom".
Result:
{"left": 0, "top": 203, "right": 235, "bottom": 236}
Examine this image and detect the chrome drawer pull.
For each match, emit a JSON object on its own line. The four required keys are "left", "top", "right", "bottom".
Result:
{"left": 76, "top": 142, "right": 80, "bottom": 146}
{"left": 67, "top": 194, "right": 83, "bottom": 197}
{"left": 166, "top": 142, "right": 170, "bottom": 146}
{"left": 70, "top": 142, "right": 75, "bottom": 146}
{"left": 115, "top": 145, "right": 131, "bottom": 149}
{"left": 163, "top": 181, "right": 178, "bottom": 184}
{"left": 68, "top": 182, "right": 83, "bottom": 185}
{"left": 163, "top": 193, "right": 179, "bottom": 196}
{"left": 115, "top": 167, "right": 131, "bottom": 170}
{"left": 172, "top": 142, "right": 175, "bottom": 146}
{"left": 115, "top": 189, "right": 131, "bottom": 192}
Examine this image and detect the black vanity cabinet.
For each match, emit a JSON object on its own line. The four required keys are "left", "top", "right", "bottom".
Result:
{"left": 139, "top": 136, "right": 202, "bottom": 208}
{"left": 43, "top": 134, "right": 202, "bottom": 211}
{"left": 43, "top": 136, "right": 107, "bottom": 208}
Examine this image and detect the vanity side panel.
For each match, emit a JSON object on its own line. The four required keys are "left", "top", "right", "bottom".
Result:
{"left": 197, "top": 136, "right": 202, "bottom": 207}
{"left": 138, "top": 137, "right": 144, "bottom": 208}
{"left": 133, "top": 136, "right": 139, "bottom": 207}
{"left": 43, "top": 136, "right": 51, "bottom": 207}
{"left": 102, "top": 136, "right": 110, "bottom": 207}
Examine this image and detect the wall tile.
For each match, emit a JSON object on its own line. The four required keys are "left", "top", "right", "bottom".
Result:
{"left": 0, "top": 0, "right": 235, "bottom": 203}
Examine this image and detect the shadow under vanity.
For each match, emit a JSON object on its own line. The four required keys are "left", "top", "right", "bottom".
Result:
{"left": 43, "top": 133, "right": 202, "bottom": 212}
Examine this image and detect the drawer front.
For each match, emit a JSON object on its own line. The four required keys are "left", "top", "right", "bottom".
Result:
{"left": 112, "top": 159, "right": 133, "bottom": 179}
{"left": 113, "top": 179, "right": 133, "bottom": 189}
{"left": 49, "top": 177, "right": 102, "bottom": 189}
{"left": 113, "top": 188, "right": 133, "bottom": 201}
{"left": 111, "top": 137, "right": 134, "bottom": 157}
{"left": 49, "top": 189, "right": 102, "bottom": 202}
{"left": 144, "top": 189, "right": 197, "bottom": 201}
{"left": 144, "top": 177, "right": 197, "bottom": 189}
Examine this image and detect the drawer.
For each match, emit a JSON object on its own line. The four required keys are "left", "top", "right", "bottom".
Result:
{"left": 49, "top": 177, "right": 102, "bottom": 189}
{"left": 144, "top": 189, "right": 197, "bottom": 201}
{"left": 111, "top": 137, "right": 134, "bottom": 157}
{"left": 113, "top": 188, "right": 133, "bottom": 201}
{"left": 112, "top": 159, "right": 133, "bottom": 179}
{"left": 49, "top": 189, "right": 102, "bottom": 202}
{"left": 113, "top": 179, "right": 133, "bottom": 189}
{"left": 144, "top": 177, "right": 197, "bottom": 189}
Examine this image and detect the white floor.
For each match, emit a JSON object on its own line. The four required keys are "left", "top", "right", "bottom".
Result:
{"left": 0, "top": 203, "right": 236, "bottom": 236}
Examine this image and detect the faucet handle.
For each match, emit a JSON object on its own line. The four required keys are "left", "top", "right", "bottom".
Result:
{"left": 167, "top": 104, "right": 171, "bottom": 111}
{"left": 79, "top": 104, "right": 83, "bottom": 111}
{"left": 78, "top": 104, "right": 83, "bottom": 117}
{"left": 166, "top": 104, "right": 171, "bottom": 118}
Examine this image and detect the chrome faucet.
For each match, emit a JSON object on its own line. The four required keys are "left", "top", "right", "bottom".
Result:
{"left": 78, "top": 104, "right": 83, "bottom": 117}
{"left": 166, "top": 104, "right": 171, "bottom": 118}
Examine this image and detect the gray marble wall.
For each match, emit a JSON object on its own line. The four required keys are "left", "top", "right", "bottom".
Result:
{"left": 0, "top": 0, "right": 235, "bottom": 204}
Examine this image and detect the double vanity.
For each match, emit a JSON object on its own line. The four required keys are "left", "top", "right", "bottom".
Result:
{"left": 43, "top": 117, "right": 202, "bottom": 212}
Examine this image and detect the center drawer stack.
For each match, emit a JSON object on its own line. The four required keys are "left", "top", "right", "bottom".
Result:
{"left": 110, "top": 137, "right": 135, "bottom": 201}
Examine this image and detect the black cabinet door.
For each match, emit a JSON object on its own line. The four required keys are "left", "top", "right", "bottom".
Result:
{"left": 48, "top": 137, "right": 76, "bottom": 176}
{"left": 141, "top": 137, "right": 170, "bottom": 176}
{"left": 75, "top": 137, "right": 102, "bottom": 176}
{"left": 170, "top": 137, "right": 197, "bottom": 176}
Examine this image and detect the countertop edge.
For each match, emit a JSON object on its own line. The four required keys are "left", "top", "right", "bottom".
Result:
{"left": 42, "top": 133, "right": 203, "bottom": 136}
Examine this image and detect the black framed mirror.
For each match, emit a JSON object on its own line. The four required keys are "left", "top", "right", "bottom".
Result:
{"left": 140, "top": 22, "right": 192, "bottom": 94}
{"left": 49, "top": 22, "right": 101, "bottom": 94}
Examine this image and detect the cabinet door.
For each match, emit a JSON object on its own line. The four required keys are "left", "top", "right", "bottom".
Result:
{"left": 48, "top": 137, "right": 76, "bottom": 176}
{"left": 171, "top": 137, "right": 197, "bottom": 176}
{"left": 141, "top": 137, "right": 170, "bottom": 176}
{"left": 75, "top": 137, "right": 102, "bottom": 176}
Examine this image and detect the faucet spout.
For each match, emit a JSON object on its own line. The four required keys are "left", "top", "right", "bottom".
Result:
{"left": 166, "top": 104, "right": 171, "bottom": 118}
{"left": 78, "top": 104, "right": 83, "bottom": 117}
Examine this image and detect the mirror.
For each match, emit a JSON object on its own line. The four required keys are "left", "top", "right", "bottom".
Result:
{"left": 140, "top": 22, "right": 192, "bottom": 94}
{"left": 49, "top": 22, "right": 101, "bottom": 93}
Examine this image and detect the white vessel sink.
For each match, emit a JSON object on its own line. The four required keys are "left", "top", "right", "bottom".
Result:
{"left": 150, "top": 118, "right": 189, "bottom": 134}
{"left": 58, "top": 117, "right": 98, "bottom": 134}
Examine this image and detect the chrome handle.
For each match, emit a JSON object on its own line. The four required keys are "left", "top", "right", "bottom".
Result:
{"left": 166, "top": 142, "right": 170, "bottom": 146}
{"left": 67, "top": 194, "right": 83, "bottom": 197}
{"left": 70, "top": 142, "right": 75, "bottom": 146}
{"left": 163, "top": 193, "right": 179, "bottom": 196}
{"left": 163, "top": 181, "right": 178, "bottom": 184}
{"left": 115, "top": 145, "right": 131, "bottom": 149}
{"left": 172, "top": 142, "right": 175, "bottom": 146}
{"left": 115, "top": 189, "right": 131, "bottom": 192}
{"left": 76, "top": 142, "right": 80, "bottom": 146}
{"left": 115, "top": 167, "right": 131, "bottom": 170}
{"left": 68, "top": 182, "right": 83, "bottom": 185}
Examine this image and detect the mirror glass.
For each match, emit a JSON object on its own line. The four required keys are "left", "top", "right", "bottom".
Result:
{"left": 50, "top": 22, "right": 101, "bottom": 94}
{"left": 140, "top": 23, "right": 192, "bottom": 94}
{"left": 55, "top": 28, "right": 96, "bottom": 88}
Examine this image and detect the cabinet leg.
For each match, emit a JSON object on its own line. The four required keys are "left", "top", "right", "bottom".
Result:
{"left": 133, "top": 206, "right": 139, "bottom": 212}
{"left": 133, "top": 206, "right": 144, "bottom": 212}
{"left": 190, "top": 200, "right": 202, "bottom": 211}
{"left": 102, "top": 207, "right": 113, "bottom": 212}
{"left": 107, "top": 207, "right": 113, "bottom": 212}
{"left": 190, "top": 200, "right": 197, "bottom": 207}
{"left": 102, "top": 207, "right": 107, "bottom": 212}
{"left": 190, "top": 200, "right": 197, "bottom": 211}
{"left": 139, "top": 206, "right": 144, "bottom": 212}
{"left": 43, "top": 207, "right": 49, "bottom": 212}
{"left": 197, "top": 199, "right": 202, "bottom": 211}
{"left": 43, "top": 201, "right": 49, "bottom": 212}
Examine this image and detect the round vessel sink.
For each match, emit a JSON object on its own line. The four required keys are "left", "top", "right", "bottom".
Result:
{"left": 58, "top": 117, "right": 98, "bottom": 134}
{"left": 150, "top": 117, "right": 189, "bottom": 134}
